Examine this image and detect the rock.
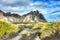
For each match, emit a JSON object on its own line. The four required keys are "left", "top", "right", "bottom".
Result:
{"left": 41, "top": 32, "right": 60, "bottom": 40}
{"left": 0, "top": 10, "right": 47, "bottom": 23}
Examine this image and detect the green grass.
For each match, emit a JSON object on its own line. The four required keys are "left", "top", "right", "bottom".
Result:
{"left": 0, "top": 20, "right": 60, "bottom": 39}
{"left": 17, "top": 22, "right": 60, "bottom": 38}
{"left": 0, "top": 20, "right": 18, "bottom": 38}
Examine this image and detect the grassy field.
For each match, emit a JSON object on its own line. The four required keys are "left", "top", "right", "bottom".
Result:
{"left": 0, "top": 20, "right": 18, "bottom": 38}
{"left": 17, "top": 22, "right": 60, "bottom": 38}
{"left": 0, "top": 20, "right": 60, "bottom": 39}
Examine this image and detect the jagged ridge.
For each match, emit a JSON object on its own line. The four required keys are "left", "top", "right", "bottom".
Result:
{"left": 0, "top": 10, "right": 47, "bottom": 23}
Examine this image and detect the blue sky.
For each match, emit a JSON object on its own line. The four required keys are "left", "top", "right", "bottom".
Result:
{"left": 0, "top": 0, "right": 60, "bottom": 22}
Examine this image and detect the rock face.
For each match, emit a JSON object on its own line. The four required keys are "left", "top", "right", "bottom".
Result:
{"left": 21, "top": 10, "right": 47, "bottom": 23}
{"left": 0, "top": 10, "right": 47, "bottom": 23}
{"left": 42, "top": 32, "right": 60, "bottom": 40}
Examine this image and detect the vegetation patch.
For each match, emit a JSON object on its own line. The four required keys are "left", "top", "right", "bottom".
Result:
{"left": 0, "top": 21, "right": 60, "bottom": 39}
{"left": 17, "top": 22, "right": 60, "bottom": 38}
{"left": 0, "top": 20, "right": 18, "bottom": 38}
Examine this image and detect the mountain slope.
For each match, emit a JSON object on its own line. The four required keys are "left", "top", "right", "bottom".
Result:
{"left": 0, "top": 10, "right": 47, "bottom": 23}
{"left": 20, "top": 10, "right": 47, "bottom": 23}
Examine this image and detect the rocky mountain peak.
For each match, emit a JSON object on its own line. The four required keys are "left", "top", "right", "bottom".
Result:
{"left": 26, "top": 10, "right": 39, "bottom": 15}
{"left": 21, "top": 10, "right": 47, "bottom": 23}
{"left": 0, "top": 10, "right": 47, "bottom": 23}
{"left": 0, "top": 10, "right": 4, "bottom": 14}
{"left": 0, "top": 10, "right": 3, "bottom": 12}
{"left": 34, "top": 10, "right": 39, "bottom": 15}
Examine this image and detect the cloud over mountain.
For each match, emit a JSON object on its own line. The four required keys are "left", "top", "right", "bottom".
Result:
{"left": 0, "top": 0, "right": 60, "bottom": 22}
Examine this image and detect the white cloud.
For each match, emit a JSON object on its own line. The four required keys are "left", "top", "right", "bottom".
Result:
{"left": 0, "top": 0, "right": 60, "bottom": 22}
{"left": 0, "top": 1, "right": 60, "bottom": 16}
{"left": 30, "top": 2, "right": 41, "bottom": 6}
{"left": 2, "top": 0, "right": 17, "bottom": 4}
{"left": 51, "top": 12, "right": 60, "bottom": 15}
{"left": 29, "top": 2, "right": 48, "bottom": 7}
{"left": 1, "top": 0, "right": 31, "bottom": 4}
{"left": 6, "top": 6, "right": 25, "bottom": 11}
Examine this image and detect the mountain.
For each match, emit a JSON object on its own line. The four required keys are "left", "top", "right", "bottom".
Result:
{"left": 0, "top": 10, "right": 47, "bottom": 23}
{"left": 21, "top": 10, "right": 47, "bottom": 23}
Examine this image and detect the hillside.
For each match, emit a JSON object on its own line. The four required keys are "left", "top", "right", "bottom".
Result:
{"left": 0, "top": 10, "right": 47, "bottom": 23}
{"left": 0, "top": 21, "right": 60, "bottom": 40}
